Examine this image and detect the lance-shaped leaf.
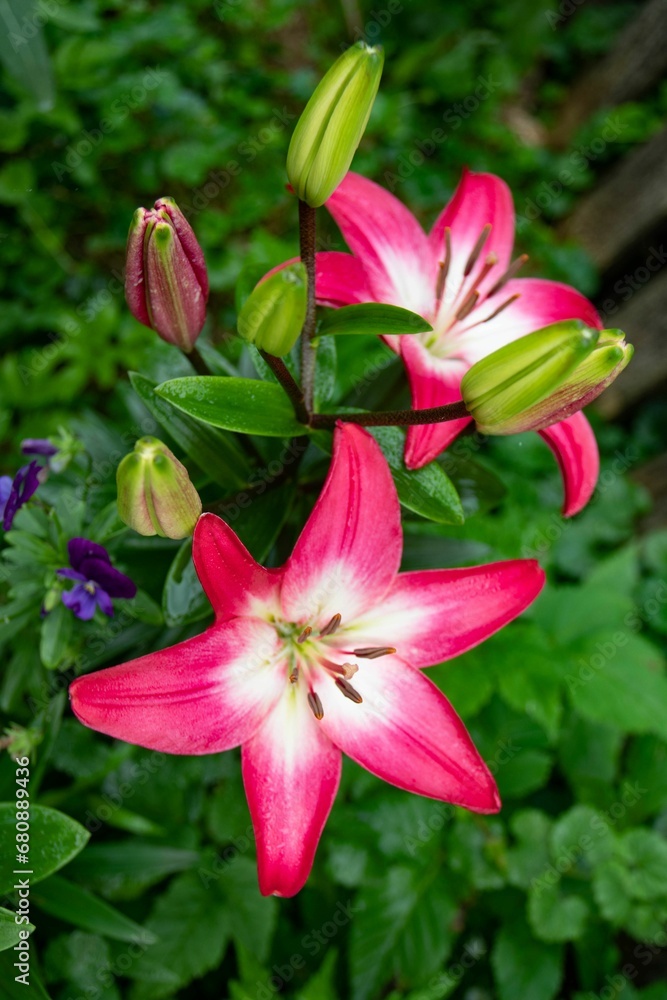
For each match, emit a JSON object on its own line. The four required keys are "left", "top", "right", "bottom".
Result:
{"left": 317, "top": 302, "right": 433, "bottom": 337}
{"left": 155, "top": 377, "right": 306, "bottom": 437}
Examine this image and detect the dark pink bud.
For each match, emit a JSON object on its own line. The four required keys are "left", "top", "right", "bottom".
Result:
{"left": 125, "top": 197, "right": 209, "bottom": 352}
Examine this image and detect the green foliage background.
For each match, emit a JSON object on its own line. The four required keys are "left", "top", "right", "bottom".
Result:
{"left": 1, "top": 1, "right": 667, "bottom": 998}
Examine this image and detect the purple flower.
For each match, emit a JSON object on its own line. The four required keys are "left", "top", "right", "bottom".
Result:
{"left": 0, "top": 462, "right": 41, "bottom": 531}
{"left": 21, "top": 438, "right": 58, "bottom": 458}
{"left": 58, "top": 538, "right": 137, "bottom": 621}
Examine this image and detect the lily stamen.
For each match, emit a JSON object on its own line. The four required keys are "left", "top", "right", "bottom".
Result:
{"left": 297, "top": 626, "right": 312, "bottom": 643}
{"left": 435, "top": 227, "right": 452, "bottom": 304}
{"left": 482, "top": 292, "right": 521, "bottom": 323}
{"left": 455, "top": 289, "right": 479, "bottom": 322}
{"left": 307, "top": 691, "right": 324, "bottom": 720}
{"left": 289, "top": 666, "right": 299, "bottom": 684}
{"left": 463, "top": 223, "right": 492, "bottom": 277}
{"left": 319, "top": 612, "right": 342, "bottom": 636}
{"left": 353, "top": 646, "right": 396, "bottom": 658}
{"left": 322, "top": 658, "right": 358, "bottom": 679}
{"left": 487, "top": 253, "right": 528, "bottom": 297}
{"left": 335, "top": 677, "right": 363, "bottom": 703}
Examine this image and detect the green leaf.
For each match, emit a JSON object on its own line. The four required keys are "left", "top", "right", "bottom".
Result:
{"left": 528, "top": 879, "right": 590, "bottom": 942}
{"left": 0, "top": 804, "right": 89, "bottom": 894}
{"left": 39, "top": 602, "right": 73, "bottom": 670}
{"left": 155, "top": 376, "right": 306, "bottom": 437}
{"left": 129, "top": 372, "right": 250, "bottom": 488}
{"left": 314, "top": 334, "right": 337, "bottom": 407}
{"left": 32, "top": 875, "right": 156, "bottom": 944}
{"left": 162, "top": 539, "right": 211, "bottom": 628}
{"left": 318, "top": 303, "right": 432, "bottom": 337}
{"left": 122, "top": 588, "right": 164, "bottom": 626}
{"left": 65, "top": 842, "right": 199, "bottom": 900}
{"left": 219, "top": 481, "right": 296, "bottom": 562}
{"left": 0, "top": 905, "right": 34, "bottom": 952}
{"left": 491, "top": 919, "right": 563, "bottom": 1000}
{"left": 507, "top": 810, "right": 553, "bottom": 890}
{"left": 350, "top": 868, "right": 456, "bottom": 1000}
{"left": 126, "top": 871, "right": 231, "bottom": 999}
{"left": 220, "top": 856, "right": 277, "bottom": 963}
{"left": 565, "top": 633, "right": 667, "bottom": 739}
{"left": 618, "top": 829, "right": 667, "bottom": 900}
{"left": 550, "top": 806, "right": 615, "bottom": 872}
{"left": 296, "top": 948, "right": 339, "bottom": 1000}
{"left": 370, "top": 426, "right": 464, "bottom": 525}
{"left": 592, "top": 860, "right": 634, "bottom": 923}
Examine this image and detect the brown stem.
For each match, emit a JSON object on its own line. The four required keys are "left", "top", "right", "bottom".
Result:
{"left": 298, "top": 200, "right": 318, "bottom": 412}
{"left": 187, "top": 345, "right": 213, "bottom": 376}
{"left": 260, "top": 351, "right": 309, "bottom": 425}
{"left": 309, "top": 401, "right": 470, "bottom": 429}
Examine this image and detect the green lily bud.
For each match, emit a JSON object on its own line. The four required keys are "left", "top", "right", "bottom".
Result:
{"left": 461, "top": 321, "right": 633, "bottom": 434}
{"left": 117, "top": 437, "right": 202, "bottom": 539}
{"left": 287, "top": 42, "right": 384, "bottom": 207}
{"left": 237, "top": 263, "right": 307, "bottom": 356}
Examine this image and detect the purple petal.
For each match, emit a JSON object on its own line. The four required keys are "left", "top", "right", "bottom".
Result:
{"left": 80, "top": 557, "right": 136, "bottom": 599}
{"left": 21, "top": 438, "right": 58, "bottom": 457}
{"left": 57, "top": 568, "right": 87, "bottom": 582}
{"left": 62, "top": 584, "right": 98, "bottom": 621}
{"left": 2, "top": 462, "right": 41, "bottom": 530}
{"left": 95, "top": 588, "right": 114, "bottom": 617}
{"left": 68, "top": 538, "right": 111, "bottom": 573}
{"left": 0, "top": 476, "right": 12, "bottom": 518}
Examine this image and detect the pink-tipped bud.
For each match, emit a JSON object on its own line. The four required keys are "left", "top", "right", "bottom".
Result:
{"left": 125, "top": 197, "right": 209, "bottom": 353}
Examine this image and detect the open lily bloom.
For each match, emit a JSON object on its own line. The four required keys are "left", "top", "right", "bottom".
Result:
{"left": 313, "top": 170, "right": 603, "bottom": 516}
{"left": 70, "top": 424, "right": 545, "bottom": 897}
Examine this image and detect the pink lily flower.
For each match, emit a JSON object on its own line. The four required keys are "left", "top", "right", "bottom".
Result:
{"left": 313, "top": 170, "right": 603, "bottom": 516}
{"left": 70, "top": 424, "right": 545, "bottom": 897}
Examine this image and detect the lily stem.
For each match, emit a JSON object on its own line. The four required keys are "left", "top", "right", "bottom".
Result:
{"left": 188, "top": 346, "right": 213, "bottom": 376}
{"left": 309, "top": 401, "right": 470, "bottom": 429}
{"left": 298, "top": 200, "right": 318, "bottom": 413}
{"left": 260, "top": 351, "right": 309, "bottom": 425}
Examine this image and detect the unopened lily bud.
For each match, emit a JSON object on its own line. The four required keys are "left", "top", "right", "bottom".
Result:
{"left": 286, "top": 42, "right": 384, "bottom": 207}
{"left": 461, "top": 321, "right": 633, "bottom": 434}
{"left": 125, "top": 197, "right": 209, "bottom": 352}
{"left": 238, "top": 263, "right": 307, "bottom": 356}
{"left": 117, "top": 437, "right": 202, "bottom": 540}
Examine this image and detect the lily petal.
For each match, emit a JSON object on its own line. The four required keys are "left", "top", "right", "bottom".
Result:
{"left": 317, "top": 655, "right": 499, "bottom": 812}
{"left": 260, "top": 252, "right": 374, "bottom": 308}
{"left": 538, "top": 411, "right": 599, "bottom": 517}
{"left": 243, "top": 685, "right": 341, "bottom": 897}
{"left": 69, "top": 618, "right": 285, "bottom": 754}
{"left": 429, "top": 170, "right": 515, "bottom": 302}
{"left": 327, "top": 172, "right": 433, "bottom": 314}
{"left": 193, "top": 513, "right": 281, "bottom": 621}
{"left": 281, "top": 424, "right": 402, "bottom": 625}
{"left": 347, "top": 560, "right": 545, "bottom": 668}
{"left": 401, "top": 337, "right": 472, "bottom": 469}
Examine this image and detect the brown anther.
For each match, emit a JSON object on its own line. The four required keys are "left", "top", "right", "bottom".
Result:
{"left": 335, "top": 678, "right": 363, "bottom": 704}
{"left": 482, "top": 292, "right": 521, "bottom": 323}
{"left": 455, "top": 289, "right": 479, "bottom": 322}
{"left": 354, "top": 646, "right": 397, "bottom": 659}
{"left": 297, "top": 626, "right": 312, "bottom": 643}
{"left": 308, "top": 691, "right": 324, "bottom": 720}
{"left": 487, "top": 254, "right": 528, "bottom": 297}
{"left": 289, "top": 667, "right": 299, "bottom": 684}
{"left": 463, "top": 224, "right": 492, "bottom": 277}
{"left": 435, "top": 228, "right": 452, "bottom": 303}
{"left": 319, "top": 613, "right": 341, "bottom": 637}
